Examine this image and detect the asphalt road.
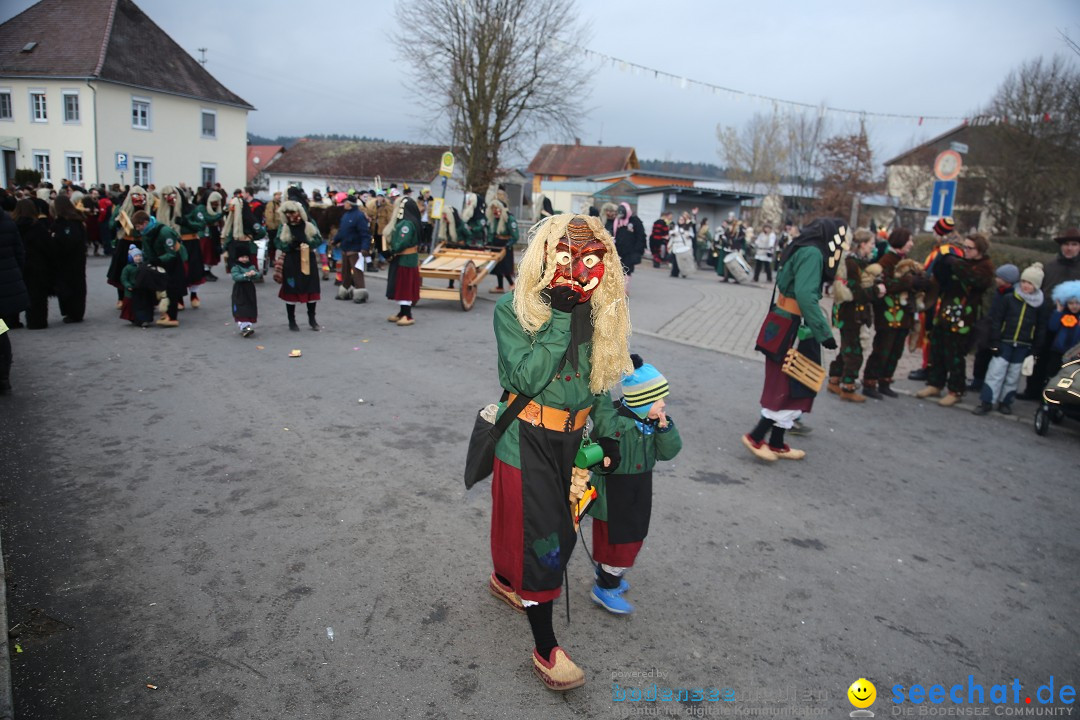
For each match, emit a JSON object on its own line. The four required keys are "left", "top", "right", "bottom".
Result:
{"left": 0, "top": 256, "right": 1077, "bottom": 719}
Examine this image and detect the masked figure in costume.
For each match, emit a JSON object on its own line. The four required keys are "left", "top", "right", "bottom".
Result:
{"left": 742, "top": 218, "right": 846, "bottom": 461}
{"left": 488, "top": 215, "right": 631, "bottom": 691}
{"left": 106, "top": 186, "right": 149, "bottom": 305}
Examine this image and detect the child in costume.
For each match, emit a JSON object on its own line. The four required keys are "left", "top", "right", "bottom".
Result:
{"left": 231, "top": 246, "right": 260, "bottom": 338}
{"left": 972, "top": 263, "right": 1046, "bottom": 415}
{"left": 1047, "top": 280, "right": 1080, "bottom": 378}
{"left": 588, "top": 355, "right": 682, "bottom": 615}
{"left": 119, "top": 244, "right": 154, "bottom": 327}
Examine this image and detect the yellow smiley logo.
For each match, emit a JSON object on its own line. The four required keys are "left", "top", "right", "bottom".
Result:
{"left": 848, "top": 678, "right": 877, "bottom": 709}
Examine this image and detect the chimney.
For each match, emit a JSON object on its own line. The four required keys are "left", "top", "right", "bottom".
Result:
{"left": 574, "top": 137, "right": 581, "bottom": 146}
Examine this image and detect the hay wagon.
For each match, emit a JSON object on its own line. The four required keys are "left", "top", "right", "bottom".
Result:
{"left": 417, "top": 243, "right": 506, "bottom": 311}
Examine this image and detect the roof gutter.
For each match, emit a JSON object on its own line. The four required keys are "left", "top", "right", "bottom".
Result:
{"left": 86, "top": 78, "right": 99, "bottom": 186}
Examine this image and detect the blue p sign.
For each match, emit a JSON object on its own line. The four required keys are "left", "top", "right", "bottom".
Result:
{"left": 115, "top": 152, "right": 128, "bottom": 171}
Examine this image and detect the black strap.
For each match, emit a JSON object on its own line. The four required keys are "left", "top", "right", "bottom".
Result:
{"left": 491, "top": 352, "right": 570, "bottom": 440}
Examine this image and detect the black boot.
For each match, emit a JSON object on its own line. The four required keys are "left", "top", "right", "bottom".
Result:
{"left": 878, "top": 380, "right": 899, "bottom": 398}
{"left": 971, "top": 402, "right": 993, "bottom": 416}
{"left": 286, "top": 304, "right": 300, "bottom": 331}
{"left": 307, "top": 302, "right": 320, "bottom": 331}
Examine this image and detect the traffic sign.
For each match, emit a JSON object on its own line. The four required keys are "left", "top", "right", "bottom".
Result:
{"left": 930, "top": 180, "right": 957, "bottom": 217}
{"left": 438, "top": 152, "right": 454, "bottom": 177}
{"left": 934, "top": 150, "right": 962, "bottom": 181}
{"left": 115, "top": 152, "right": 128, "bottom": 171}
{"left": 950, "top": 141, "right": 969, "bottom": 155}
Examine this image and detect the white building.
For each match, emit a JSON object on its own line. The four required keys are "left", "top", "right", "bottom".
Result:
{"left": 0, "top": 0, "right": 252, "bottom": 189}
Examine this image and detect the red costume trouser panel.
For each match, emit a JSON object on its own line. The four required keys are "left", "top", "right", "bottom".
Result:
{"left": 591, "top": 519, "right": 642, "bottom": 568}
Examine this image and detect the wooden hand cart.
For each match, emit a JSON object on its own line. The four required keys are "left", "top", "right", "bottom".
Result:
{"left": 418, "top": 243, "right": 506, "bottom": 311}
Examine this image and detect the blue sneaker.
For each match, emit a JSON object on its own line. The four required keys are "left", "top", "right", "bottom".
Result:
{"left": 591, "top": 583, "right": 634, "bottom": 614}
{"left": 594, "top": 567, "right": 630, "bottom": 594}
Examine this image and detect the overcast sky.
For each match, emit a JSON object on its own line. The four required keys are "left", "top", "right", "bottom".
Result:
{"left": 4, "top": 0, "right": 1078, "bottom": 170}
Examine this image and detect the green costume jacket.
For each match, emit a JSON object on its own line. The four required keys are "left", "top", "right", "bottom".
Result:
{"left": 493, "top": 293, "right": 618, "bottom": 467}
{"left": 120, "top": 262, "right": 139, "bottom": 298}
{"left": 587, "top": 405, "right": 681, "bottom": 522}
{"left": 178, "top": 206, "right": 207, "bottom": 236}
{"left": 776, "top": 245, "right": 831, "bottom": 342}
{"left": 491, "top": 214, "right": 519, "bottom": 247}
{"left": 390, "top": 218, "right": 420, "bottom": 268}
{"left": 466, "top": 217, "right": 487, "bottom": 247}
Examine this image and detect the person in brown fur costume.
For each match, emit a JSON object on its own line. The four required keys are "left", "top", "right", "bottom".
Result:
{"left": 863, "top": 228, "right": 930, "bottom": 397}
{"left": 826, "top": 229, "right": 883, "bottom": 402}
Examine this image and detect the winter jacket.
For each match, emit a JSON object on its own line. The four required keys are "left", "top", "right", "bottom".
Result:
{"left": 606, "top": 214, "right": 646, "bottom": 271}
{"left": 1042, "top": 251, "right": 1080, "bottom": 295}
{"left": 989, "top": 290, "right": 1046, "bottom": 350}
{"left": 1049, "top": 309, "right": 1080, "bottom": 355}
{"left": 0, "top": 210, "right": 29, "bottom": 316}
{"left": 332, "top": 207, "right": 372, "bottom": 252}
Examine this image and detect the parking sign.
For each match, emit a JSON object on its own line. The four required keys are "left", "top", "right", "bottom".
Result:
{"left": 115, "top": 152, "right": 128, "bottom": 171}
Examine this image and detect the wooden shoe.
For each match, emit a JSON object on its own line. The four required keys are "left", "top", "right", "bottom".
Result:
{"left": 155, "top": 317, "right": 179, "bottom": 327}
{"left": 770, "top": 444, "right": 806, "bottom": 460}
{"left": 396, "top": 316, "right": 415, "bottom": 326}
{"left": 532, "top": 647, "right": 585, "bottom": 691}
{"left": 387, "top": 314, "right": 402, "bottom": 323}
{"left": 115, "top": 300, "right": 124, "bottom": 309}
{"left": 938, "top": 392, "right": 962, "bottom": 407}
{"left": 826, "top": 377, "right": 841, "bottom": 395}
{"left": 191, "top": 296, "right": 201, "bottom": 308}
{"left": 487, "top": 573, "right": 525, "bottom": 613}
{"left": 741, "top": 434, "right": 777, "bottom": 461}
{"left": 914, "top": 385, "right": 943, "bottom": 399}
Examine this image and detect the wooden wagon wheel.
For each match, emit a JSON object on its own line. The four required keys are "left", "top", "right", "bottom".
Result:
{"left": 459, "top": 261, "right": 478, "bottom": 311}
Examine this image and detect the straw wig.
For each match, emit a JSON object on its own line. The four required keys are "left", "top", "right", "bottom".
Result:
{"left": 512, "top": 214, "right": 632, "bottom": 393}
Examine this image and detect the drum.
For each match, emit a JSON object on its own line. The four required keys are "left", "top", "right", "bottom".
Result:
{"left": 724, "top": 252, "right": 751, "bottom": 283}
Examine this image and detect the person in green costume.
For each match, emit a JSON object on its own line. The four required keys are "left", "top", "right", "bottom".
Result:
{"left": 743, "top": 218, "right": 846, "bottom": 462}
{"left": 488, "top": 215, "right": 631, "bottom": 692}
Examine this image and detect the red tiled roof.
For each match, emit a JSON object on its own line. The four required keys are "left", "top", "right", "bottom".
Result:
{"left": 527, "top": 143, "right": 638, "bottom": 177}
{"left": 247, "top": 145, "right": 284, "bottom": 182}
{"left": 263, "top": 139, "right": 454, "bottom": 182}
{"left": 0, "top": 0, "right": 252, "bottom": 109}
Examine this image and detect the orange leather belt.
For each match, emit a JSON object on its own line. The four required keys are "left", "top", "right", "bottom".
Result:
{"left": 776, "top": 293, "right": 801, "bottom": 316}
{"left": 398, "top": 247, "right": 418, "bottom": 255}
{"left": 507, "top": 393, "right": 591, "bottom": 432}
{"left": 180, "top": 233, "right": 198, "bottom": 240}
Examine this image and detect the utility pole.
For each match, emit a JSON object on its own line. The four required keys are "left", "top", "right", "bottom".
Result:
{"left": 197, "top": 48, "right": 207, "bottom": 66}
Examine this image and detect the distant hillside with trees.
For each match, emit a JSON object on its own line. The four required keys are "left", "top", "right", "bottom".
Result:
{"left": 639, "top": 159, "right": 730, "bottom": 179}
{"left": 247, "top": 133, "right": 389, "bottom": 148}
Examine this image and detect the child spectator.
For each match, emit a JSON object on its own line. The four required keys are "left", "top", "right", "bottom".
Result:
{"left": 231, "top": 246, "right": 259, "bottom": 337}
{"left": 969, "top": 264, "right": 1019, "bottom": 393}
{"left": 973, "top": 263, "right": 1046, "bottom": 416}
{"left": 119, "top": 244, "right": 154, "bottom": 327}
{"left": 1047, "top": 280, "right": 1080, "bottom": 378}
{"left": 587, "top": 355, "right": 682, "bottom": 615}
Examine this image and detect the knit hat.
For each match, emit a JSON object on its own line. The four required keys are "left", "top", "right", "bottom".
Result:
{"left": 1051, "top": 279, "right": 1080, "bottom": 306}
{"left": 128, "top": 244, "right": 142, "bottom": 261}
{"left": 621, "top": 354, "right": 669, "bottom": 419}
{"left": 933, "top": 217, "right": 955, "bottom": 237}
{"left": 1020, "top": 262, "right": 1044, "bottom": 288}
{"left": 995, "top": 263, "right": 1019, "bottom": 285}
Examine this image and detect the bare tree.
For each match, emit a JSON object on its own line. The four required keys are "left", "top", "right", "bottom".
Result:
{"left": 783, "top": 106, "right": 829, "bottom": 222}
{"left": 981, "top": 55, "right": 1080, "bottom": 236}
{"left": 394, "top": 0, "right": 591, "bottom": 193}
{"left": 814, "top": 124, "right": 880, "bottom": 223}
{"left": 716, "top": 112, "right": 788, "bottom": 193}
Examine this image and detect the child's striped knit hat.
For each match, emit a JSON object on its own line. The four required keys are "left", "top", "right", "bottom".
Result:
{"left": 622, "top": 354, "right": 669, "bottom": 418}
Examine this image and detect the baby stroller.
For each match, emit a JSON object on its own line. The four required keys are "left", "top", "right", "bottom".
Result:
{"left": 1033, "top": 341, "right": 1080, "bottom": 436}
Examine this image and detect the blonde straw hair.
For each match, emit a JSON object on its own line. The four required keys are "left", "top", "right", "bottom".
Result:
{"left": 512, "top": 214, "right": 632, "bottom": 393}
